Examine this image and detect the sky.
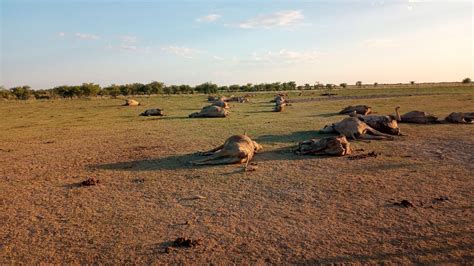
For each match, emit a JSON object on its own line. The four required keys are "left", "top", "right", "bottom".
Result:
{"left": 1, "top": 0, "right": 473, "bottom": 89}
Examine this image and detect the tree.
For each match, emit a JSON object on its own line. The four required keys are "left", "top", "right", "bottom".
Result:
{"left": 229, "top": 84, "right": 240, "bottom": 92}
{"left": 410, "top": 81, "right": 415, "bottom": 85}
{"left": 0, "top": 86, "right": 14, "bottom": 99}
{"left": 163, "top": 86, "right": 171, "bottom": 95}
{"left": 462, "top": 77, "right": 471, "bottom": 83}
{"left": 33, "top": 89, "right": 54, "bottom": 100}
{"left": 356, "top": 81, "right": 362, "bottom": 87}
{"left": 194, "top": 82, "right": 218, "bottom": 94}
{"left": 304, "top": 83, "right": 312, "bottom": 90}
{"left": 374, "top": 82, "right": 378, "bottom": 87}
{"left": 147, "top": 81, "right": 164, "bottom": 94}
{"left": 179, "top": 84, "right": 192, "bottom": 94}
{"left": 80, "top": 83, "right": 101, "bottom": 97}
{"left": 103, "top": 84, "right": 121, "bottom": 97}
{"left": 340, "top": 83, "right": 347, "bottom": 88}
{"left": 10, "top": 86, "right": 32, "bottom": 100}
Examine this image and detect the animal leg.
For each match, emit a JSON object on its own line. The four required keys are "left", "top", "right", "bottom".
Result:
{"left": 192, "top": 150, "right": 227, "bottom": 164}
{"left": 359, "top": 134, "right": 394, "bottom": 141}
{"left": 365, "top": 127, "right": 395, "bottom": 140}
{"left": 198, "top": 145, "right": 224, "bottom": 156}
{"left": 193, "top": 156, "right": 243, "bottom": 165}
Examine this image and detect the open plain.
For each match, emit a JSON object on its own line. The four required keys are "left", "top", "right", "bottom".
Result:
{"left": 1, "top": 86, "right": 473, "bottom": 264}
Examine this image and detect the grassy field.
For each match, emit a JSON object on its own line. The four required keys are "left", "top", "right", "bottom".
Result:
{"left": 1, "top": 86, "right": 473, "bottom": 264}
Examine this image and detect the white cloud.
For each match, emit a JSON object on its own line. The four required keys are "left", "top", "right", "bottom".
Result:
{"left": 75, "top": 33, "right": 100, "bottom": 40}
{"left": 58, "top": 32, "right": 65, "bottom": 37}
{"left": 238, "top": 10, "right": 304, "bottom": 29}
{"left": 196, "top": 14, "right": 221, "bottom": 22}
{"left": 212, "top": 55, "right": 225, "bottom": 61}
{"left": 120, "top": 44, "right": 150, "bottom": 53}
{"left": 251, "top": 49, "right": 320, "bottom": 63}
{"left": 120, "top": 35, "right": 137, "bottom": 43}
{"left": 217, "top": 49, "right": 320, "bottom": 65}
{"left": 363, "top": 38, "right": 404, "bottom": 48}
{"left": 161, "top": 46, "right": 200, "bottom": 58}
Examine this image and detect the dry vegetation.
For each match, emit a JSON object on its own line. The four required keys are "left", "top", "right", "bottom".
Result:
{"left": 1, "top": 86, "right": 473, "bottom": 264}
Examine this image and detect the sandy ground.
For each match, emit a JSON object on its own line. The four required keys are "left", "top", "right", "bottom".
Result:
{"left": 1, "top": 92, "right": 473, "bottom": 264}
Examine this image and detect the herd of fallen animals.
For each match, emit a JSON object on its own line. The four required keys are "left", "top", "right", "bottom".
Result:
{"left": 124, "top": 95, "right": 473, "bottom": 166}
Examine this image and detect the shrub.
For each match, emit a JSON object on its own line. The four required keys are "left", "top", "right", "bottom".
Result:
{"left": 356, "top": 81, "right": 362, "bottom": 87}
{"left": 340, "top": 83, "right": 347, "bottom": 88}
{"left": 10, "top": 86, "right": 33, "bottom": 100}
{"left": 462, "top": 78, "right": 471, "bottom": 83}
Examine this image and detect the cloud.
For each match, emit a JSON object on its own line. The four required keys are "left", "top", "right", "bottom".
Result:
{"left": 120, "top": 35, "right": 137, "bottom": 43}
{"left": 120, "top": 44, "right": 150, "bottom": 53}
{"left": 58, "top": 32, "right": 65, "bottom": 37}
{"left": 75, "top": 33, "right": 100, "bottom": 40}
{"left": 161, "top": 46, "right": 200, "bottom": 58}
{"left": 363, "top": 38, "right": 403, "bottom": 48}
{"left": 212, "top": 55, "right": 225, "bottom": 61}
{"left": 251, "top": 49, "right": 320, "bottom": 63}
{"left": 196, "top": 14, "right": 221, "bottom": 22}
{"left": 238, "top": 10, "right": 305, "bottom": 29}
{"left": 215, "top": 49, "right": 320, "bottom": 65}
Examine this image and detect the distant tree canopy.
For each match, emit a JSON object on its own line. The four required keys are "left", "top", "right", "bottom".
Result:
{"left": 5, "top": 78, "right": 468, "bottom": 100}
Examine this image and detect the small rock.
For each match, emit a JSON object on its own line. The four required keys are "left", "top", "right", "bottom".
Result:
{"left": 172, "top": 237, "right": 202, "bottom": 248}
{"left": 394, "top": 199, "right": 415, "bottom": 208}
{"left": 81, "top": 177, "right": 99, "bottom": 186}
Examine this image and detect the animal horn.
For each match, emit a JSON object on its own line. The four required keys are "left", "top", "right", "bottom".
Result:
{"left": 395, "top": 106, "right": 401, "bottom": 122}
{"left": 243, "top": 130, "right": 247, "bottom": 136}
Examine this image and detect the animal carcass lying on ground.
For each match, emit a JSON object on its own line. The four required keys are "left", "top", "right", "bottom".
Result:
{"left": 192, "top": 135, "right": 262, "bottom": 166}
{"left": 123, "top": 99, "right": 140, "bottom": 106}
{"left": 395, "top": 107, "right": 438, "bottom": 124}
{"left": 339, "top": 105, "right": 372, "bottom": 115}
{"left": 140, "top": 108, "right": 164, "bottom": 116}
{"left": 349, "top": 110, "right": 401, "bottom": 135}
{"left": 320, "top": 117, "right": 394, "bottom": 140}
{"left": 273, "top": 103, "right": 286, "bottom": 112}
{"left": 207, "top": 95, "right": 218, "bottom": 102}
{"left": 445, "top": 112, "right": 474, "bottom": 124}
{"left": 228, "top": 96, "right": 249, "bottom": 103}
{"left": 295, "top": 136, "right": 352, "bottom": 156}
{"left": 271, "top": 95, "right": 287, "bottom": 105}
{"left": 211, "top": 101, "right": 230, "bottom": 109}
{"left": 189, "top": 105, "right": 229, "bottom": 118}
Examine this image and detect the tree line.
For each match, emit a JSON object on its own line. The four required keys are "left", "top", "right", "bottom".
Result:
{"left": 1, "top": 78, "right": 471, "bottom": 100}
{"left": 0, "top": 81, "right": 304, "bottom": 100}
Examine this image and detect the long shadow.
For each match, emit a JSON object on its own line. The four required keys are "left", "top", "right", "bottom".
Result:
{"left": 253, "top": 148, "right": 335, "bottom": 162}
{"left": 246, "top": 110, "right": 275, "bottom": 114}
{"left": 312, "top": 112, "right": 341, "bottom": 117}
{"left": 95, "top": 153, "right": 199, "bottom": 171}
{"left": 255, "top": 130, "right": 321, "bottom": 144}
{"left": 156, "top": 116, "right": 189, "bottom": 120}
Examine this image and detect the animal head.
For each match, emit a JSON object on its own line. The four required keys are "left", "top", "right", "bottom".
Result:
{"left": 319, "top": 124, "right": 336, "bottom": 134}
{"left": 385, "top": 118, "right": 401, "bottom": 135}
{"left": 296, "top": 136, "right": 352, "bottom": 156}
{"left": 252, "top": 141, "right": 263, "bottom": 152}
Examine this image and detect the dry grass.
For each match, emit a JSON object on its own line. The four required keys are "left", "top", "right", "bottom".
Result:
{"left": 1, "top": 86, "right": 473, "bottom": 264}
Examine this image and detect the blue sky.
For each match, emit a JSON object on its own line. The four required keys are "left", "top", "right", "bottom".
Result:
{"left": 1, "top": 0, "right": 472, "bottom": 89}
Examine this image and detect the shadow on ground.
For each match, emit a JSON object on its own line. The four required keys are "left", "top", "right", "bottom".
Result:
{"left": 94, "top": 144, "right": 337, "bottom": 172}
{"left": 256, "top": 130, "right": 321, "bottom": 144}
